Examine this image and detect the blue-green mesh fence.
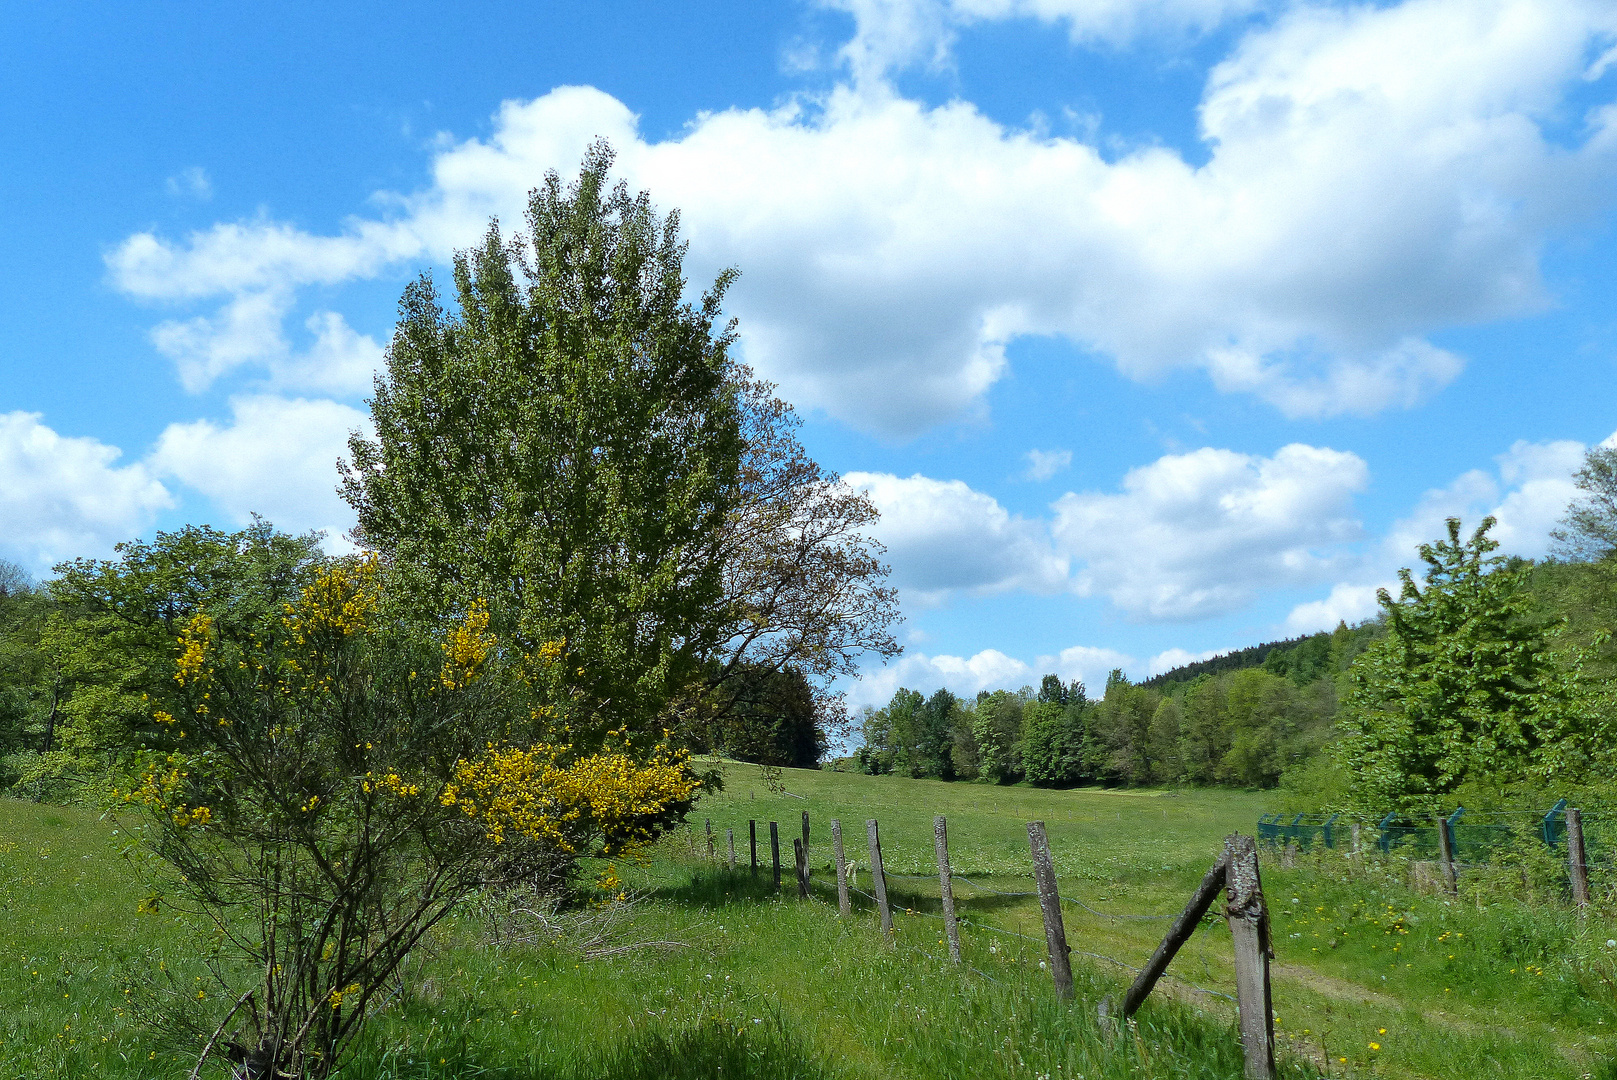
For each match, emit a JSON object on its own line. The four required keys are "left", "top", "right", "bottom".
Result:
{"left": 1259, "top": 801, "right": 1607, "bottom": 868}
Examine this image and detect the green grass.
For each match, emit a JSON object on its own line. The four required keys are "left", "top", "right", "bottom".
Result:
{"left": 1, "top": 765, "right": 1610, "bottom": 1079}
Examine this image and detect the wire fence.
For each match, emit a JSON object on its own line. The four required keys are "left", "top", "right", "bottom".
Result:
{"left": 684, "top": 811, "right": 1295, "bottom": 1078}
{"left": 685, "top": 810, "right": 1239, "bottom": 1023}
{"left": 840, "top": 879, "right": 1234, "bottom": 1004}
{"left": 1257, "top": 800, "right": 1611, "bottom": 865}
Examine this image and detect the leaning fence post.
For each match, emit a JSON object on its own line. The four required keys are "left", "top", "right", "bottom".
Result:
{"left": 1224, "top": 834, "right": 1277, "bottom": 1080}
{"left": 794, "top": 837, "right": 810, "bottom": 898}
{"left": 726, "top": 828, "right": 736, "bottom": 870}
{"left": 1435, "top": 813, "right": 1458, "bottom": 896}
{"left": 934, "top": 815, "right": 962, "bottom": 963}
{"left": 1118, "top": 851, "right": 1229, "bottom": 1020}
{"left": 832, "top": 819, "right": 851, "bottom": 916}
{"left": 866, "top": 819, "right": 893, "bottom": 936}
{"left": 1027, "top": 820, "right": 1074, "bottom": 1000}
{"left": 1568, "top": 806, "right": 1591, "bottom": 909}
{"left": 770, "top": 821, "right": 781, "bottom": 893}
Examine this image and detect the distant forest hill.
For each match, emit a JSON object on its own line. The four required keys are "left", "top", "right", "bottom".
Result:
{"left": 851, "top": 618, "right": 1388, "bottom": 791}
{"left": 1142, "top": 620, "right": 1382, "bottom": 694}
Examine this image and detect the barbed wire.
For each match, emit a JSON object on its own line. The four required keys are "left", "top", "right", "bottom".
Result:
{"left": 847, "top": 868, "right": 1176, "bottom": 922}
{"left": 843, "top": 885, "right": 1235, "bottom": 1005}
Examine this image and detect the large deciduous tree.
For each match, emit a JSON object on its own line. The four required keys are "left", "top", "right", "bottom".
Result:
{"left": 343, "top": 143, "right": 897, "bottom": 748}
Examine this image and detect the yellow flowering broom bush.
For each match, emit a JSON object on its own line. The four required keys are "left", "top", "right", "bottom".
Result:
{"left": 122, "top": 555, "right": 701, "bottom": 1079}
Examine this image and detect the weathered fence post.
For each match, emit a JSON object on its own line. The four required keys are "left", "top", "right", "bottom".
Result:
{"left": 794, "top": 837, "right": 810, "bottom": 898}
{"left": 802, "top": 810, "right": 811, "bottom": 866}
{"left": 934, "top": 814, "right": 961, "bottom": 963}
{"left": 1568, "top": 806, "right": 1591, "bottom": 909}
{"left": 726, "top": 828, "right": 736, "bottom": 870}
{"left": 1224, "top": 834, "right": 1277, "bottom": 1080}
{"left": 866, "top": 819, "right": 893, "bottom": 936}
{"left": 1027, "top": 820, "right": 1074, "bottom": 1000}
{"left": 1435, "top": 814, "right": 1458, "bottom": 896}
{"left": 749, "top": 820, "right": 758, "bottom": 875}
{"left": 770, "top": 821, "right": 781, "bottom": 893}
{"left": 705, "top": 819, "right": 715, "bottom": 859}
{"left": 1350, "top": 822, "right": 1362, "bottom": 854}
{"left": 1118, "top": 851, "right": 1229, "bottom": 1020}
{"left": 831, "top": 819, "right": 851, "bottom": 916}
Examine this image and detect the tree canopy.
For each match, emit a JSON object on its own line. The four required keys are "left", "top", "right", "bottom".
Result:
{"left": 1336, "top": 517, "right": 1579, "bottom": 812}
{"left": 344, "top": 143, "right": 898, "bottom": 756}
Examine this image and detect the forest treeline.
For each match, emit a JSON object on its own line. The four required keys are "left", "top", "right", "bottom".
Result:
{"left": 856, "top": 458, "right": 1617, "bottom": 807}
{"left": 853, "top": 621, "right": 1378, "bottom": 789}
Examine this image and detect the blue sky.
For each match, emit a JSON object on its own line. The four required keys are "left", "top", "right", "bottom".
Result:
{"left": 3, "top": 0, "right": 1616, "bottom": 707}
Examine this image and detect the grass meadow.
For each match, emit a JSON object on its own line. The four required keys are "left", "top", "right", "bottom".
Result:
{"left": 1, "top": 763, "right": 1612, "bottom": 1079}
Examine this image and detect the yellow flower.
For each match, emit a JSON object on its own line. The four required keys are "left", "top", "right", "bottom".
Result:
{"left": 441, "top": 598, "right": 497, "bottom": 689}
{"left": 283, "top": 555, "right": 380, "bottom": 643}
{"left": 175, "top": 613, "right": 213, "bottom": 687}
{"left": 446, "top": 742, "right": 697, "bottom": 855}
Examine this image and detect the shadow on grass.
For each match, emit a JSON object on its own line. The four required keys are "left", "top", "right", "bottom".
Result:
{"left": 648, "top": 866, "right": 782, "bottom": 906}
{"left": 340, "top": 1015, "right": 835, "bottom": 1080}
{"left": 648, "top": 865, "right": 1031, "bottom": 921}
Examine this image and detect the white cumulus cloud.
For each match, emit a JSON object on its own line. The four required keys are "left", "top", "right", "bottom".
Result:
{"left": 1283, "top": 434, "right": 1598, "bottom": 632}
{"left": 1052, "top": 443, "right": 1369, "bottom": 621}
{"left": 1147, "top": 646, "right": 1223, "bottom": 675}
{"left": 845, "top": 471, "right": 1070, "bottom": 604}
{"left": 848, "top": 640, "right": 1142, "bottom": 708}
{"left": 0, "top": 412, "right": 173, "bottom": 571}
{"left": 104, "top": 0, "right": 1617, "bottom": 435}
{"left": 149, "top": 293, "right": 385, "bottom": 396}
{"left": 147, "top": 396, "right": 370, "bottom": 541}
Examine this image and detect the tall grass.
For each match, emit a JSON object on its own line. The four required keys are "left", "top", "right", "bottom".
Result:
{"left": 335, "top": 866, "right": 1325, "bottom": 1080}
{"left": 2, "top": 769, "right": 1608, "bottom": 1080}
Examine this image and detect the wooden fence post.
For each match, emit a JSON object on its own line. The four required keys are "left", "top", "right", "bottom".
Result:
{"left": 1435, "top": 814, "right": 1458, "bottom": 896}
{"left": 802, "top": 811, "right": 811, "bottom": 866}
{"left": 749, "top": 820, "right": 757, "bottom": 875}
{"left": 934, "top": 815, "right": 961, "bottom": 963}
{"left": 726, "top": 828, "right": 736, "bottom": 870}
{"left": 832, "top": 819, "right": 851, "bottom": 916}
{"left": 705, "top": 819, "right": 715, "bottom": 859}
{"left": 794, "top": 837, "right": 810, "bottom": 898}
{"left": 1119, "top": 852, "right": 1229, "bottom": 1019}
{"left": 770, "top": 821, "right": 781, "bottom": 893}
{"left": 1027, "top": 821, "right": 1074, "bottom": 1001}
{"left": 1351, "top": 822, "right": 1362, "bottom": 854}
{"left": 1568, "top": 806, "right": 1591, "bottom": 909}
{"left": 1224, "top": 834, "right": 1277, "bottom": 1080}
{"left": 866, "top": 819, "right": 893, "bottom": 936}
